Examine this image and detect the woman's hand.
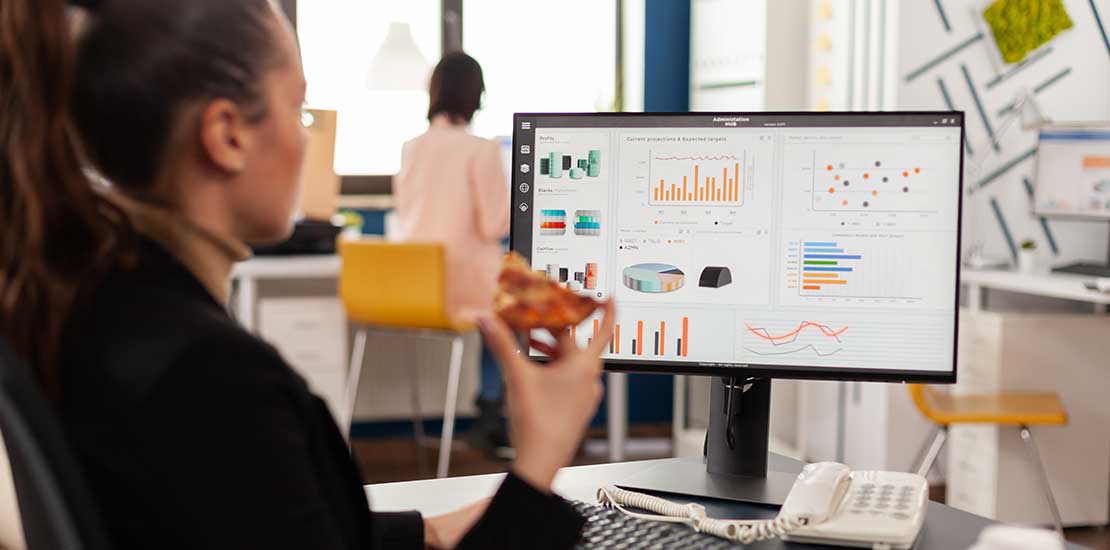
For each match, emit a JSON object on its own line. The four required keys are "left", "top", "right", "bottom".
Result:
{"left": 479, "top": 300, "right": 616, "bottom": 492}
{"left": 424, "top": 499, "right": 490, "bottom": 549}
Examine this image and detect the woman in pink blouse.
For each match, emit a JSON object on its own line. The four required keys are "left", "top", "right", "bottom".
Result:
{"left": 392, "top": 52, "right": 512, "bottom": 455}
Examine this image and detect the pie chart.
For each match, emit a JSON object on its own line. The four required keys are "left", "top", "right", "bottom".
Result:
{"left": 622, "top": 263, "right": 686, "bottom": 293}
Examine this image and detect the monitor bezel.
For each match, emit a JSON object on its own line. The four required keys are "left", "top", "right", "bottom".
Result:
{"left": 510, "top": 110, "right": 964, "bottom": 384}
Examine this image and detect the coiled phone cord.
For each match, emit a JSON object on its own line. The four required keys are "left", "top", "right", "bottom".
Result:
{"left": 597, "top": 486, "right": 805, "bottom": 544}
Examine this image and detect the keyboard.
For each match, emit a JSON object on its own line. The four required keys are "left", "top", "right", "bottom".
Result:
{"left": 572, "top": 501, "right": 736, "bottom": 549}
{"left": 1052, "top": 262, "right": 1110, "bottom": 277}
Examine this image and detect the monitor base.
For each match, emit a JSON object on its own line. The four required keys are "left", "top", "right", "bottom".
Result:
{"left": 615, "top": 457, "right": 798, "bottom": 507}
{"left": 616, "top": 378, "right": 798, "bottom": 507}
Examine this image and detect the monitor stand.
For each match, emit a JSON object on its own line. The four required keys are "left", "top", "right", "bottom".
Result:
{"left": 615, "top": 377, "right": 799, "bottom": 507}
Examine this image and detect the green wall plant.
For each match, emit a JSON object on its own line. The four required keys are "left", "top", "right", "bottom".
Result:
{"left": 984, "top": 0, "right": 1074, "bottom": 63}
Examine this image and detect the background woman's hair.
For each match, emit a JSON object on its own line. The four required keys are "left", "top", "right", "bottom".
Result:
{"left": 427, "top": 52, "right": 485, "bottom": 125}
{"left": 0, "top": 0, "right": 282, "bottom": 394}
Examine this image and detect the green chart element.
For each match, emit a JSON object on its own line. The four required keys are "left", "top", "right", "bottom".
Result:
{"left": 539, "top": 150, "right": 602, "bottom": 179}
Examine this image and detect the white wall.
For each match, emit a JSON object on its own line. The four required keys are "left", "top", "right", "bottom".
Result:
{"left": 897, "top": 0, "right": 1110, "bottom": 267}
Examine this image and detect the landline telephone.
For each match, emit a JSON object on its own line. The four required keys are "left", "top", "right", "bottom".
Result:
{"left": 598, "top": 462, "right": 928, "bottom": 549}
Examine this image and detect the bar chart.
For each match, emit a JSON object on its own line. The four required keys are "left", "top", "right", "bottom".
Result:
{"left": 543, "top": 262, "right": 599, "bottom": 292}
{"left": 799, "top": 241, "right": 861, "bottom": 294}
{"left": 781, "top": 235, "right": 928, "bottom": 304}
{"left": 539, "top": 149, "right": 601, "bottom": 180}
{"left": 648, "top": 152, "right": 746, "bottom": 207}
{"left": 604, "top": 316, "right": 691, "bottom": 358}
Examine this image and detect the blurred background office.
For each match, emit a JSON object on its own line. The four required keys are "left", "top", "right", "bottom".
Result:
{"left": 50, "top": 1, "right": 1100, "bottom": 550}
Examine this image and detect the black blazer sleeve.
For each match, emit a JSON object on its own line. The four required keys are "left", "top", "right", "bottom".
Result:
{"left": 133, "top": 334, "right": 424, "bottom": 550}
{"left": 457, "top": 472, "right": 585, "bottom": 550}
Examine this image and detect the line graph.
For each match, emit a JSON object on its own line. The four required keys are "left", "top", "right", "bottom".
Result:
{"left": 745, "top": 344, "right": 844, "bottom": 357}
{"left": 737, "top": 316, "right": 953, "bottom": 370}
{"left": 742, "top": 321, "right": 848, "bottom": 357}
{"left": 654, "top": 154, "right": 738, "bottom": 161}
{"left": 648, "top": 149, "right": 747, "bottom": 206}
{"left": 744, "top": 321, "right": 848, "bottom": 343}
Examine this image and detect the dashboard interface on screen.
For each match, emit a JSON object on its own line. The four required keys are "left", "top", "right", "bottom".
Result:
{"left": 510, "top": 113, "right": 964, "bottom": 380}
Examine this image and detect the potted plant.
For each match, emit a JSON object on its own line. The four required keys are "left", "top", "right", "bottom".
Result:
{"left": 1018, "top": 239, "right": 1038, "bottom": 274}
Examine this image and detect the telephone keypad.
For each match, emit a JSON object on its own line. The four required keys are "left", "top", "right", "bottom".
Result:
{"left": 849, "top": 483, "right": 920, "bottom": 518}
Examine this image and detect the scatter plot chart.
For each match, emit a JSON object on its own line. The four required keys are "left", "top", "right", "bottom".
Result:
{"left": 809, "top": 154, "right": 938, "bottom": 213}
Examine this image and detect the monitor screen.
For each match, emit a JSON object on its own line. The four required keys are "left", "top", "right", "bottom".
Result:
{"left": 510, "top": 112, "right": 963, "bottom": 382}
{"left": 1033, "top": 125, "right": 1110, "bottom": 220}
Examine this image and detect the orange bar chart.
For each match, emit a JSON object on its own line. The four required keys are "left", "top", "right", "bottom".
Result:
{"left": 651, "top": 160, "right": 742, "bottom": 206}
{"left": 613, "top": 317, "right": 690, "bottom": 357}
{"left": 659, "top": 321, "right": 665, "bottom": 355}
{"left": 636, "top": 321, "right": 644, "bottom": 355}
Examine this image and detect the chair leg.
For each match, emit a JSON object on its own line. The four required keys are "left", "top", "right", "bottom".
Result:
{"left": 1020, "top": 425, "right": 1064, "bottom": 534}
{"left": 344, "top": 329, "right": 368, "bottom": 445}
{"left": 437, "top": 335, "right": 465, "bottom": 479}
{"left": 913, "top": 425, "right": 947, "bottom": 479}
{"left": 408, "top": 352, "right": 428, "bottom": 477}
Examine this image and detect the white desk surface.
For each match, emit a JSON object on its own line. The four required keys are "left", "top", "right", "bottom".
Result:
{"left": 231, "top": 255, "right": 340, "bottom": 279}
{"left": 961, "top": 268, "right": 1110, "bottom": 305}
{"left": 365, "top": 458, "right": 679, "bottom": 517}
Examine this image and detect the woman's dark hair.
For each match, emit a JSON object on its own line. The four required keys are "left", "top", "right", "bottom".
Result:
{"left": 427, "top": 52, "right": 485, "bottom": 124}
{"left": 0, "top": 0, "right": 284, "bottom": 394}
{"left": 73, "top": 0, "right": 283, "bottom": 189}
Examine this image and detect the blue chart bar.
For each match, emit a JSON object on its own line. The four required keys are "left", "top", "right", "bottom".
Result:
{"left": 803, "top": 254, "right": 863, "bottom": 260}
{"left": 804, "top": 266, "right": 854, "bottom": 272}
{"left": 803, "top": 241, "right": 837, "bottom": 247}
{"left": 804, "top": 248, "right": 844, "bottom": 253}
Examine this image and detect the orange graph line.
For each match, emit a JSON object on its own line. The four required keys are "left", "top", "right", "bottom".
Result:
{"left": 654, "top": 155, "right": 738, "bottom": 161}
{"left": 744, "top": 321, "right": 848, "bottom": 342}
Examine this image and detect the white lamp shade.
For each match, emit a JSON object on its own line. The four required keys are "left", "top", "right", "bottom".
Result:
{"left": 367, "top": 22, "right": 429, "bottom": 91}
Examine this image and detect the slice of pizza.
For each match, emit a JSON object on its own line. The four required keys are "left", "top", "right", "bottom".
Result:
{"left": 495, "top": 252, "right": 602, "bottom": 331}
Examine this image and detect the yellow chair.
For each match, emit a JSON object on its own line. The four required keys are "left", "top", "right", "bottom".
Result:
{"left": 339, "top": 238, "right": 474, "bottom": 479}
{"left": 908, "top": 384, "right": 1067, "bottom": 532}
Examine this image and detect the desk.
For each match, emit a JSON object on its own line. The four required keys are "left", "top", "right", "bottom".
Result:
{"left": 962, "top": 269, "right": 1110, "bottom": 314}
{"left": 366, "top": 455, "right": 1084, "bottom": 549}
{"left": 230, "top": 255, "right": 341, "bottom": 331}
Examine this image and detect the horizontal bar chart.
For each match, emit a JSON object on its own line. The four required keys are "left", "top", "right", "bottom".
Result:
{"left": 798, "top": 241, "right": 862, "bottom": 294}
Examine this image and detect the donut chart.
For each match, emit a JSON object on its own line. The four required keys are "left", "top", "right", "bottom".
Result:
{"left": 622, "top": 263, "right": 686, "bottom": 293}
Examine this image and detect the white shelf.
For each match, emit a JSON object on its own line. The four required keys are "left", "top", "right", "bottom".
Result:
{"left": 961, "top": 269, "right": 1110, "bottom": 305}
{"left": 232, "top": 255, "right": 341, "bottom": 280}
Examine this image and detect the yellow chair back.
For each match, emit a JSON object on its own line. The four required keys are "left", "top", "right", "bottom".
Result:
{"left": 907, "top": 384, "right": 941, "bottom": 424}
{"left": 339, "top": 238, "right": 464, "bottom": 331}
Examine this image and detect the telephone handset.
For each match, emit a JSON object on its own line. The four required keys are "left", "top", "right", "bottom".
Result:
{"left": 598, "top": 462, "right": 928, "bottom": 549}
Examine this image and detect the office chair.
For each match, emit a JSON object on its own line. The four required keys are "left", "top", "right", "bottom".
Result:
{"left": 907, "top": 384, "right": 1067, "bottom": 533}
{"left": 0, "top": 341, "right": 110, "bottom": 550}
{"left": 339, "top": 238, "right": 474, "bottom": 479}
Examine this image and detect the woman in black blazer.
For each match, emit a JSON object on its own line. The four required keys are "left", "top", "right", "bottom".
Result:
{"left": 0, "top": 0, "right": 615, "bottom": 548}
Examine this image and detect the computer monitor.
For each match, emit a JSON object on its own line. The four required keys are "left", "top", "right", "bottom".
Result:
{"left": 510, "top": 112, "right": 965, "bottom": 504}
{"left": 1033, "top": 124, "right": 1110, "bottom": 220}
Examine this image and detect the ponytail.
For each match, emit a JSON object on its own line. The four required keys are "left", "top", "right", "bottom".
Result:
{"left": 0, "top": 0, "right": 127, "bottom": 395}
